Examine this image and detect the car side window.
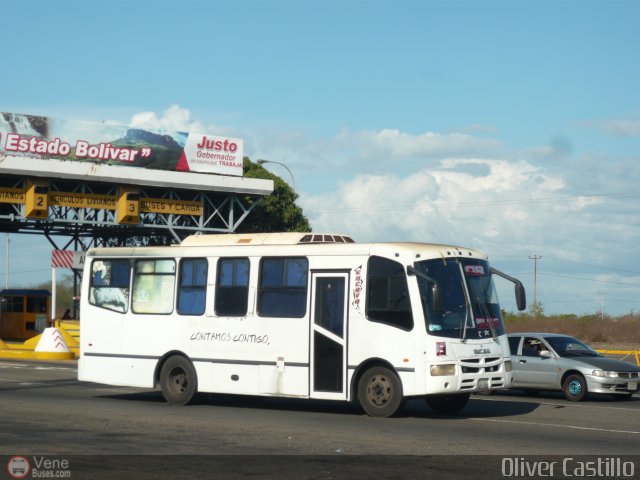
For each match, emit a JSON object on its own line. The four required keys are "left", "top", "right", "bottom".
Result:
{"left": 522, "top": 337, "right": 549, "bottom": 357}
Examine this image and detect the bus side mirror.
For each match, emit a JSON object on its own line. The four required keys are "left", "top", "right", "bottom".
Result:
{"left": 515, "top": 283, "right": 526, "bottom": 311}
{"left": 489, "top": 267, "right": 526, "bottom": 312}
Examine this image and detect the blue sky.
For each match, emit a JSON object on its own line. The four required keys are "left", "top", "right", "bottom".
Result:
{"left": 2, "top": 0, "right": 640, "bottom": 315}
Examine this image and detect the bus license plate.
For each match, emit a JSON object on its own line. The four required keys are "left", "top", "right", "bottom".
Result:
{"left": 628, "top": 382, "right": 637, "bottom": 391}
{"left": 478, "top": 379, "right": 489, "bottom": 391}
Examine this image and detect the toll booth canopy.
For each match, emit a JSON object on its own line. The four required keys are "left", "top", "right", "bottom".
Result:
{"left": 0, "top": 289, "right": 51, "bottom": 340}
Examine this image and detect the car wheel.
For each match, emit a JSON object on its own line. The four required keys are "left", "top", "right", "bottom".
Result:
{"left": 425, "top": 393, "right": 470, "bottom": 414}
{"left": 562, "top": 373, "right": 587, "bottom": 401}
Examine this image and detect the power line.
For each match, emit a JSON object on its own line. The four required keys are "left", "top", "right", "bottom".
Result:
{"left": 305, "top": 191, "right": 640, "bottom": 215}
{"left": 537, "top": 272, "right": 640, "bottom": 287}
{"left": 1, "top": 268, "right": 51, "bottom": 275}
{"left": 542, "top": 256, "right": 640, "bottom": 276}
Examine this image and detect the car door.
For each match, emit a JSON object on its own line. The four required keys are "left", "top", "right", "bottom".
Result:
{"left": 512, "top": 336, "right": 560, "bottom": 389}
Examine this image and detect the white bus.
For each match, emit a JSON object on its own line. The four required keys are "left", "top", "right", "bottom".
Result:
{"left": 78, "top": 232, "right": 526, "bottom": 417}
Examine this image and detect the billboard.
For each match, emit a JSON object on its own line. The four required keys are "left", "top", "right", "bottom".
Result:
{"left": 0, "top": 112, "right": 243, "bottom": 177}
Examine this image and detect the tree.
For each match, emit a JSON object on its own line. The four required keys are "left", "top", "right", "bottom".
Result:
{"left": 237, "top": 157, "right": 311, "bottom": 233}
{"left": 530, "top": 301, "right": 545, "bottom": 319}
{"left": 32, "top": 273, "right": 75, "bottom": 318}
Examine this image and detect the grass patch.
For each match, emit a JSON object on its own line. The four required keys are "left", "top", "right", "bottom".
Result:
{"left": 503, "top": 311, "right": 640, "bottom": 344}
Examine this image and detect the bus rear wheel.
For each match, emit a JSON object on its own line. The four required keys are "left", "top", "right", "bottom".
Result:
{"left": 425, "top": 393, "right": 470, "bottom": 414}
{"left": 160, "top": 356, "right": 198, "bottom": 405}
{"left": 357, "top": 366, "right": 404, "bottom": 418}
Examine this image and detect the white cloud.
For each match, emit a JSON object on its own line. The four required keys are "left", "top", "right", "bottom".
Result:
{"left": 112, "top": 105, "right": 639, "bottom": 315}
{"left": 130, "top": 104, "right": 203, "bottom": 132}
{"left": 585, "top": 117, "right": 640, "bottom": 137}
{"left": 129, "top": 105, "right": 238, "bottom": 137}
{"left": 333, "top": 128, "right": 503, "bottom": 164}
{"left": 302, "top": 155, "right": 568, "bottom": 250}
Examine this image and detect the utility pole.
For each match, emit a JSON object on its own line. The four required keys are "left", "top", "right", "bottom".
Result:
{"left": 529, "top": 255, "right": 542, "bottom": 321}
{"left": 5, "top": 234, "right": 9, "bottom": 289}
{"left": 597, "top": 290, "right": 605, "bottom": 320}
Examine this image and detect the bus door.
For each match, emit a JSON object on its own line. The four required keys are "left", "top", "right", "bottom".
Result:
{"left": 310, "top": 272, "right": 349, "bottom": 400}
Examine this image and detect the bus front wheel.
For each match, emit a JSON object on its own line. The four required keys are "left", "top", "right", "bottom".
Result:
{"left": 357, "top": 366, "right": 405, "bottom": 418}
{"left": 160, "top": 356, "right": 198, "bottom": 405}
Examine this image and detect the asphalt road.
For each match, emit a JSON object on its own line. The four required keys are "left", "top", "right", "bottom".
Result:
{"left": 1, "top": 360, "right": 639, "bottom": 479}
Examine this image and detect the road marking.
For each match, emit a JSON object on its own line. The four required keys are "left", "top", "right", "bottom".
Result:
{"left": 474, "top": 396, "right": 640, "bottom": 412}
{"left": 535, "top": 400, "right": 639, "bottom": 412}
{"left": 34, "top": 366, "right": 77, "bottom": 371}
{"left": 471, "top": 417, "right": 640, "bottom": 435}
{"left": 0, "top": 378, "right": 49, "bottom": 386}
{"left": 0, "top": 362, "right": 76, "bottom": 372}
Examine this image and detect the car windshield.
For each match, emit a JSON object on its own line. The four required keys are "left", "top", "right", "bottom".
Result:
{"left": 414, "top": 258, "right": 505, "bottom": 339}
{"left": 545, "top": 336, "right": 600, "bottom": 357}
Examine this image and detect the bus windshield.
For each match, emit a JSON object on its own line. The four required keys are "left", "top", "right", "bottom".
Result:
{"left": 414, "top": 258, "right": 505, "bottom": 339}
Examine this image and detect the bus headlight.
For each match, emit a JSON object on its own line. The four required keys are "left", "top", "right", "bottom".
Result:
{"left": 504, "top": 360, "right": 512, "bottom": 372}
{"left": 430, "top": 364, "right": 456, "bottom": 376}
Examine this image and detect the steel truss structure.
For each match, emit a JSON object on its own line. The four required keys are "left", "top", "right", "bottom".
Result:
{"left": 0, "top": 175, "right": 269, "bottom": 249}
{"left": 0, "top": 153, "right": 273, "bottom": 304}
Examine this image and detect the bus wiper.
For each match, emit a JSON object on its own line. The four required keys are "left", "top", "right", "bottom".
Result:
{"left": 457, "top": 262, "right": 472, "bottom": 341}
{"left": 407, "top": 265, "right": 438, "bottom": 284}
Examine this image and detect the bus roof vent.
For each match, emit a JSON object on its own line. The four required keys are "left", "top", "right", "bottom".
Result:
{"left": 299, "top": 234, "right": 355, "bottom": 244}
{"left": 181, "top": 232, "right": 355, "bottom": 247}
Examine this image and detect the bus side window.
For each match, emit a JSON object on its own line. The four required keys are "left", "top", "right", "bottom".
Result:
{"left": 178, "top": 258, "right": 208, "bottom": 316}
{"left": 89, "top": 259, "right": 131, "bottom": 313}
{"left": 258, "top": 257, "right": 308, "bottom": 318}
{"left": 366, "top": 256, "right": 414, "bottom": 331}
{"left": 215, "top": 258, "right": 250, "bottom": 316}
{"left": 132, "top": 259, "right": 176, "bottom": 314}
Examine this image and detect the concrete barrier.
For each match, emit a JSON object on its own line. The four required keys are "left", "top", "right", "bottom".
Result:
{"left": 0, "top": 327, "right": 75, "bottom": 361}
{"left": 55, "top": 320, "right": 80, "bottom": 357}
{"left": 596, "top": 349, "right": 640, "bottom": 366}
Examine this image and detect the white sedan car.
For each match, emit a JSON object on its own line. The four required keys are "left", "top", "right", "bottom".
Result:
{"left": 507, "top": 333, "right": 640, "bottom": 401}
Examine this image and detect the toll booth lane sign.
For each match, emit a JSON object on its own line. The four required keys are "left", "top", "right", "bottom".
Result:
{"left": 0, "top": 187, "right": 26, "bottom": 204}
{"left": 0, "top": 188, "right": 203, "bottom": 216}
{"left": 49, "top": 192, "right": 117, "bottom": 209}
{"left": 140, "top": 198, "right": 203, "bottom": 215}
